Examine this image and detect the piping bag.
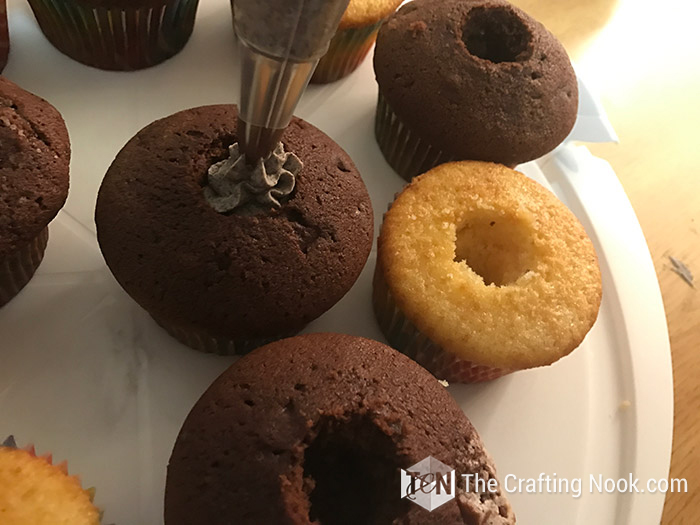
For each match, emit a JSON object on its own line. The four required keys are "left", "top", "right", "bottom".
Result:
{"left": 234, "top": 0, "right": 350, "bottom": 163}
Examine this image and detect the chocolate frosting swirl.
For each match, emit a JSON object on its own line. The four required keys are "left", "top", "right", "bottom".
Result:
{"left": 204, "top": 142, "right": 301, "bottom": 215}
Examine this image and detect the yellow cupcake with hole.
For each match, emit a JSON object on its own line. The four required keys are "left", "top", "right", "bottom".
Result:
{"left": 373, "top": 161, "right": 602, "bottom": 382}
{"left": 0, "top": 441, "right": 100, "bottom": 525}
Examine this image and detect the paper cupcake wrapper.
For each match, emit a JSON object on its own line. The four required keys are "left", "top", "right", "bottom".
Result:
{"left": 0, "top": 227, "right": 49, "bottom": 308}
{"left": 375, "top": 91, "right": 455, "bottom": 181}
{"left": 311, "top": 20, "right": 383, "bottom": 84}
{"left": 151, "top": 313, "right": 299, "bottom": 355}
{"left": 372, "top": 262, "right": 511, "bottom": 383}
{"left": 27, "top": 0, "right": 199, "bottom": 70}
{"left": 2, "top": 435, "right": 105, "bottom": 523}
{"left": 0, "top": 0, "right": 8, "bottom": 73}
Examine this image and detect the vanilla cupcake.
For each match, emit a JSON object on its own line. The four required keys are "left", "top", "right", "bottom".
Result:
{"left": 0, "top": 436, "right": 101, "bottom": 525}
{"left": 311, "top": 0, "right": 402, "bottom": 83}
{"left": 373, "top": 161, "right": 602, "bottom": 383}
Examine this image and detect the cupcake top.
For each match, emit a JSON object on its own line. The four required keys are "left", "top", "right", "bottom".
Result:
{"left": 0, "top": 438, "right": 100, "bottom": 525}
{"left": 378, "top": 161, "right": 601, "bottom": 370}
{"left": 373, "top": 0, "right": 578, "bottom": 166}
{"left": 0, "top": 77, "right": 70, "bottom": 258}
{"left": 166, "top": 333, "right": 515, "bottom": 524}
{"left": 96, "top": 105, "right": 373, "bottom": 343}
{"left": 340, "top": 0, "right": 403, "bottom": 29}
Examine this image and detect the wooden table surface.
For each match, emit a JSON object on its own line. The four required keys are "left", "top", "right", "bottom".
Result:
{"left": 510, "top": 0, "right": 699, "bottom": 522}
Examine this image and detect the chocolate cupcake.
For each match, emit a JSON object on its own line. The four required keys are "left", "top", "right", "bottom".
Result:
{"left": 374, "top": 0, "right": 579, "bottom": 180}
{"left": 165, "top": 333, "right": 515, "bottom": 524}
{"left": 0, "top": 77, "right": 70, "bottom": 307}
{"left": 95, "top": 104, "right": 373, "bottom": 354}
{"left": 26, "top": 0, "right": 199, "bottom": 70}
{"left": 311, "top": 0, "right": 403, "bottom": 84}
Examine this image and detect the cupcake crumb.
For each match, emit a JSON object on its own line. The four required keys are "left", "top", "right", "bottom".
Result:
{"left": 409, "top": 20, "right": 427, "bottom": 37}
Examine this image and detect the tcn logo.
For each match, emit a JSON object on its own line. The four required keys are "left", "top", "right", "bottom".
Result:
{"left": 400, "top": 456, "right": 456, "bottom": 511}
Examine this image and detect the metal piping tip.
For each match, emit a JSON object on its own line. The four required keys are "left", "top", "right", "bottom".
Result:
{"left": 239, "top": 120, "right": 285, "bottom": 164}
{"left": 236, "top": 38, "right": 317, "bottom": 163}
{"left": 233, "top": 0, "right": 350, "bottom": 162}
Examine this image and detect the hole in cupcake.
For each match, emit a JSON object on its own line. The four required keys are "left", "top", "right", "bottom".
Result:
{"left": 454, "top": 211, "right": 538, "bottom": 286}
{"left": 303, "top": 414, "right": 404, "bottom": 525}
{"left": 462, "top": 7, "right": 533, "bottom": 63}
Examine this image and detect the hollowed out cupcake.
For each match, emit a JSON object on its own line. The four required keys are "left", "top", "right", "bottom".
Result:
{"left": 310, "top": 0, "right": 403, "bottom": 84}
{"left": 373, "top": 0, "right": 578, "bottom": 180}
{"left": 373, "top": 161, "right": 602, "bottom": 383}
{"left": 26, "top": 0, "right": 200, "bottom": 70}
{"left": 165, "top": 333, "right": 516, "bottom": 524}
{"left": 0, "top": 77, "right": 70, "bottom": 307}
{"left": 0, "top": 436, "right": 101, "bottom": 525}
{"left": 95, "top": 104, "right": 373, "bottom": 354}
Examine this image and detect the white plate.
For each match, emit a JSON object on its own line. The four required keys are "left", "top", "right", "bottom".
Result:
{"left": 0, "top": 1, "right": 672, "bottom": 524}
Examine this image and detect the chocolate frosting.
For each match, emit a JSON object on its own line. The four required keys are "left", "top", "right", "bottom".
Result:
{"left": 204, "top": 142, "right": 300, "bottom": 215}
{"left": 235, "top": 0, "right": 349, "bottom": 60}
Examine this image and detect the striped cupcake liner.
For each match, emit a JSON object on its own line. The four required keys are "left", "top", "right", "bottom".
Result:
{"left": 0, "top": 0, "right": 8, "bottom": 72}
{"left": 311, "top": 20, "right": 383, "bottom": 84}
{"left": 375, "top": 91, "right": 454, "bottom": 181}
{"left": 2, "top": 435, "right": 105, "bottom": 522}
{"left": 151, "top": 313, "right": 298, "bottom": 356}
{"left": 372, "top": 261, "right": 511, "bottom": 383}
{"left": 0, "top": 227, "right": 49, "bottom": 308}
{"left": 26, "top": 0, "right": 199, "bottom": 71}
